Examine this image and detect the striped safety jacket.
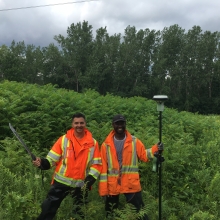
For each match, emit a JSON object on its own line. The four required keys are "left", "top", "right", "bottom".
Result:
{"left": 46, "top": 128, "right": 102, "bottom": 187}
{"left": 99, "top": 130, "right": 158, "bottom": 196}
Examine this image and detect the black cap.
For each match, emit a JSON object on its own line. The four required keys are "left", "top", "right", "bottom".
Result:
{"left": 112, "top": 114, "right": 126, "bottom": 123}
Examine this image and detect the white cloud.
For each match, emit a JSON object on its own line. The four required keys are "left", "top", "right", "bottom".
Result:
{"left": 0, "top": 0, "right": 220, "bottom": 47}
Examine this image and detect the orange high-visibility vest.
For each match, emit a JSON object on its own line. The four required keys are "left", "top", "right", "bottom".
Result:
{"left": 46, "top": 128, "right": 102, "bottom": 187}
{"left": 99, "top": 130, "right": 158, "bottom": 196}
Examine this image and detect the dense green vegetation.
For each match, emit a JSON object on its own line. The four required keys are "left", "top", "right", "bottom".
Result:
{"left": 1, "top": 80, "right": 220, "bottom": 219}
{"left": 1, "top": 21, "right": 220, "bottom": 114}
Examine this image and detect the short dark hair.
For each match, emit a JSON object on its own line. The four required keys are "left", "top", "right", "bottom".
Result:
{"left": 72, "top": 113, "right": 86, "bottom": 121}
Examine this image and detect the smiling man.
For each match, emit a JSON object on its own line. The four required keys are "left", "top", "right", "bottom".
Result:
{"left": 99, "top": 114, "right": 161, "bottom": 220}
{"left": 33, "top": 112, "right": 102, "bottom": 220}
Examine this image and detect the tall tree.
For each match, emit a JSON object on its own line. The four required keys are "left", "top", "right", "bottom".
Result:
{"left": 113, "top": 26, "right": 159, "bottom": 97}
{"left": 54, "top": 21, "right": 93, "bottom": 92}
{"left": 24, "top": 45, "right": 44, "bottom": 84}
{"left": 0, "top": 45, "right": 10, "bottom": 80}
{"left": 195, "top": 31, "right": 220, "bottom": 113}
{"left": 2, "top": 41, "right": 26, "bottom": 82}
{"left": 81, "top": 27, "right": 121, "bottom": 94}
{"left": 181, "top": 26, "right": 203, "bottom": 111}
{"left": 152, "top": 24, "right": 185, "bottom": 108}
{"left": 42, "top": 43, "right": 64, "bottom": 86}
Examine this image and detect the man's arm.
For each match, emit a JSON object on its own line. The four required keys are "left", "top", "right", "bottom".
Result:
{"left": 33, "top": 136, "right": 63, "bottom": 169}
{"left": 136, "top": 138, "right": 159, "bottom": 162}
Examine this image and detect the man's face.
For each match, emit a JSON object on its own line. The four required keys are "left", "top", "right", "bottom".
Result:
{"left": 113, "top": 120, "right": 126, "bottom": 135}
{"left": 72, "top": 117, "right": 86, "bottom": 134}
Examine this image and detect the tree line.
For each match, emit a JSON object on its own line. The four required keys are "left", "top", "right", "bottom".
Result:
{"left": 1, "top": 21, "right": 220, "bottom": 114}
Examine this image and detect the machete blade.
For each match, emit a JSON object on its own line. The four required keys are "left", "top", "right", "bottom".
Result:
{"left": 9, "top": 123, "right": 36, "bottom": 160}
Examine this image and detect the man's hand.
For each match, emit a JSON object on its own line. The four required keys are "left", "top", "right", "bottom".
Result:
{"left": 32, "top": 157, "right": 41, "bottom": 167}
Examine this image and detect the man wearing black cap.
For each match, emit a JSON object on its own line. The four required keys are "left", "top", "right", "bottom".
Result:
{"left": 99, "top": 114, "right": 161, "bottom": 220}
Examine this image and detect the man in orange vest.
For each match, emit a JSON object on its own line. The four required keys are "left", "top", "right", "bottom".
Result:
{"left": 99, "top": 114, "right": 162, "bottom": 220}
{"left": 33, "top": 113, "right": 102, "bottom": 220}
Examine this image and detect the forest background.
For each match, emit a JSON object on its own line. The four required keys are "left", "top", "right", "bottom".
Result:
{"left": 1, "top": 21, "right": 220, "bottom": 114}
{"left": 1, "top": 21, "right": 220, "bottom": 219}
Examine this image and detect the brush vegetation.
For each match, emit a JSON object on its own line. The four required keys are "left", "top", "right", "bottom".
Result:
{"left": 0, "top": 80, "right": 220, "bottom": 219}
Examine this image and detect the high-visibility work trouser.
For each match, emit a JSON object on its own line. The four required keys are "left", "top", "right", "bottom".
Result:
{"left": 105, "top": 191, "right": 149, "bottom": 220}
{"left": 37, "top": 180, "right": 88, "bottom": 220}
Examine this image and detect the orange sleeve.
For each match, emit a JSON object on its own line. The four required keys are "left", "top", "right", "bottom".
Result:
{"left": 46, "top": 136, "right": 63, "bottom": 166}
{"left": 136, "top": 138, "right": 158, "bottom": 162}
{"left": 151, "top": 144, "right": 159, "bottom": 154}
{"left": 136, "top": 138, "right": 148, "bottom": 162}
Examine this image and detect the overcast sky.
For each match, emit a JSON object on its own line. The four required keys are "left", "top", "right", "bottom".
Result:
{"left": 0, "top": 0, "right": 220, "bottom": 47}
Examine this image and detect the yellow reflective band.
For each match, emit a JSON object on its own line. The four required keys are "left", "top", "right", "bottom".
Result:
{"left": 85, "top": 139, "right": 96, "bottom": 176}
{"left": 131, "top": 136, "right": 137, "bottom": 166}
{"left": 121, "top": 166, "right": 139, "bottom": 173}
{"left": 106, "top": 144, "right": 113, "bottom": 169}
{"left": 99, "top": 173, "right": 107, "bottom": 182}
{"left": 147, "top": 148, "right": 154, "bottom": 159}
{"left": 59, "top": 135, "right": 69, "bottom": 175}
{"left": 92, "top": 158, "right": 102, "bottom": 164}
{"left": 89, "top": 167, "right": 100, "bottom": 179}
{"left": 47, "top": 150, "right": 60, "bottom": 161}
{"left": 54, "top": 173, "right": 84, "bottom": 187}
{"left": 62, "top": 135, "right": 68, "bottom": 165}
{"left": 85, "top": 150, "right": 91, "bottom": 177}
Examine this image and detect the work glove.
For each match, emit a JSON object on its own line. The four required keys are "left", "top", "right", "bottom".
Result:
{"left": 83, "top": 175, "right": 96, "bottom": 190}
{"left": 157, "top": 142, "right": 164, "bottom": 151}
{"left": 151, "top": 142, "right": 164, "bottom": 159}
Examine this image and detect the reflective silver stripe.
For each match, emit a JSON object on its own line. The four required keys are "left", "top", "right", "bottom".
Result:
{"left": 47, "top": 151, "right": 60, "bottom": 161}
{"left": 89, "top": 139, "right": 96, "bottom": 167}
{"left": 62, "top": 136, "right": 68, "bottom": 165}
{"left": 89, "top": 167, "right": 100, "bottom": 178}
{"left": 85, "top": 138, "right": 97, "bottom": 176}
{"left": 59, "top": 136, "right": 69, "bottom": 175}
{"left": 59, "top": 162, "right": 67, "bottom": 175}
{"left": 147, "top": 148, "right": 154, "bottom": 159}
{"left": 106, "top": 144, "right": 113, "bottom": 169}
{"left": 54, "top": 173, "right": 84, "bottom": 187}
{"left": 92, "top": 158, "right": 102, "bottom": 164}
{"left": 89, "top": 147, "right": 95, "bottom": 161}
{"left": 99, "top": 174, "right": 107, "bottom": 181}
{"left": 108, "top": 170, "right": 119, "bottom": 175}
{"left": 106, "top": 143, "right": 117, "bottom": 175}
{"left": 121, "top": 166, "right": 139, "bottom": 173}
{"left": 86, "top": 146, "right": 95, "bottom": 176}
{"left": 131, "top": 136, "right": 137, "bottom": 166}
